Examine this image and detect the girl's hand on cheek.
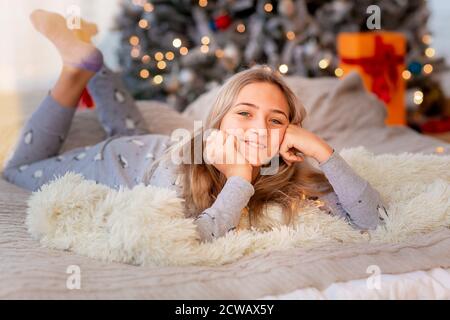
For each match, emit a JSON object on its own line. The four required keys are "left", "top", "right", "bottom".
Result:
{"left": 279, "top": 124, "right": 334, "bottom": 165}
{"left": 205, "top": 130, "right": 253, "bottom": 183}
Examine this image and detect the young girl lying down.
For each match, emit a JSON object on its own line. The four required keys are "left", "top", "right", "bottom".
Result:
{"left": 3, "top": 10, "right": 387, "bottom": 243}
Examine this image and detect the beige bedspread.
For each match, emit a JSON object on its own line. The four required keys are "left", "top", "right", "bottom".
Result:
{"left": 1, "top": 177, "right": 450, "bottom": 298}
{"left": 1, "top": 73, "right": 450, "bottom": 299}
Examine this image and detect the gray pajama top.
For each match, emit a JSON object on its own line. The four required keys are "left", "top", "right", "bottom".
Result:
{"left": 2, "top": 66, "right": 387, "bottom": 243}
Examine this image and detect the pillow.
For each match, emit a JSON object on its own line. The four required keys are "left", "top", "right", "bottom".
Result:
{"left": 59, "top": 100, "right": 194, "bottom": 153}
{"left": 182, "top": 71, "right": 387, "bottom": 140}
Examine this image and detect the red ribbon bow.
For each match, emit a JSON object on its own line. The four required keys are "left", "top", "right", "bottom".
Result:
{"left": 341, "top": 35, "right": 404, "bottom": 103}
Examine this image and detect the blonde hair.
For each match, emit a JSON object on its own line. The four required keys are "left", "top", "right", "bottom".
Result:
{"left": 144, "top": 65, "right": 334, "bottom": 230}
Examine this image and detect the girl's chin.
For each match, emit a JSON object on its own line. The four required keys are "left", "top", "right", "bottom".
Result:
{"left": 243, "top": 154, "right": 275, "bottom": 166}
{"left": 239, "top": 143, "right": 278, "bottom": 166}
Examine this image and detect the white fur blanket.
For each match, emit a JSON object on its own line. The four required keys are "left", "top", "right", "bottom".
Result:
{"left": 26, "top": 147, "right": 450, "bottom": 267}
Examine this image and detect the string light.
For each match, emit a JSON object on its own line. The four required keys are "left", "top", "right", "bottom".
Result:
{"left": 286, "top": 31, "right": 295, "bottom": 40}
{"left": 278, "top": 64, "right": 288, "bottom": 74}
{"left": 154, "top": 51, "right": 164, "bottom": 61}
{"left": 165, "top": 51, "right": 175, "bottom": 60}
{"left": 138, "top": 19, "right": 149, "bottom": 29}
{"left": 200, "top": 45, "right": 209, "bottom": 53}
{"left": 435, "top": 146, "right": 445, "bottom": 153}
{"left": 143, "top": 2, "right": 154, "bottom": 12}
{"left": 198, "top": 0, "right": 208, "bottom": 7}
{"left": 180, "top": 47, "right": 189, "bottom": 55}
{"left": 129, "top": 35, "right": 139, "bottom": 46}
{"left": 425, "top": 47, "right": 435, "bottom": 58}
{"left": 334, "top": 67, "right": 344, "bottom": 77}
{"left": 423, "top": 63, "right": 433, "bottom": 74}
{"left": 130, "top": 47, "right": 140, "bottom": 58}
{"left": 264, "top": 3, "right": 273, "bottom": 12}
{"left": 140, "top": 69, "right": 149, "bottom": 79}
{"left": 236, "top": 23, "right": 245, "bottom": 33}
{"left": 422, "top": 34, "right": 432, "bottom": 45}
{"left": 172, "top": 38, "right": 182, "bottom": 48}
{"left": 153, "top": 75, "right": 163, "bottom": 84}
{"left": 141, "top": 54, "right": 151, "bottom": 64}
{"left": 215, "top": 49, "right": 224, "bottom": 58}
{"left": 413, "top": 90, "right": 423, "bottom": 105}
{"left": 402, "top": 70, "right": 411, "bottom": 80}
{"left": 318, "top": 58, "right": 330, "bottom": 69}
{"left": 201, "top": 36, "right": 210, "bottom": 45}
{"left": 157, "top": 61, "right": 167, "bottom": 69}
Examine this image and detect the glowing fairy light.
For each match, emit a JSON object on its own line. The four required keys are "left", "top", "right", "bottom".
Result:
{"left": 140, "top": 69, "right": 149, "bottom": 79}
{"left": 236, "top": 23, "right": 245, "bottom": 33}
{"left": 201, "top": 36, "right": 210, "bottom": 45}
{"left": 138, "top": 19, "right": 149, "bottom": 29}
{"left": 143, "top": 3, "right": 154, "bottom": 12}
{"left": 318, "top": 58, "right": 330, "bottom": 69}
{"left": 425, "top": 47, "right": 435, "bottom": 58}
{"left": 200, "top": 45, "right": 209, "bottom": 53}
{"left": 423, "top": 63, "right": 433, "bottom": 74}
{"left": 141, "top": 54, "right": 150, "bottom": 64}
{"left": 165, "top": 51, "right": 174, "bottom": 60}
{"left": 130, "top": 47, "right": 140, "bottom": 58}
{"left": 154, "top": 52, "right": 164, "bottom": 61}
{"left": 264, "top": 3, "right": 273, "bottom": 12}
{"left": 334, "top": 67, "right": 344, "bottom": 77}
{"left": 402, "top": 70, "right": 411, "bottom": 80}
{"left": 435, "top": 146, "right": 445, "bottom": 153}
{"left": 172, "top": 38, "right": 182, "bottom": 48}
{"left": 422, "top": 34, "right": 432, "bottom": 45}
{"left": 180, "top": 47, "right": 189, "bottom": 55}
{"left": 198, "top": 0, "right": 208, "bottom": 7}
{"left": 157, "top": 61, "right": 167, "bottom": 69}
{"left": 278, "top": 64, "right": 288, "bottom": 74}
{"left": 413, "top": 90, "right": 423, "bottom": 105}
{"left": 286, "top": 31, "right": 295, "bottom": 40}
{"left": 153, "top": 75, "right": 163, "bottom": 84}
{"left": 129, "top": 35, "right": 139, "bottom": 46}
{"left": 215, "top": 49, "right": 224, "bottom": 58}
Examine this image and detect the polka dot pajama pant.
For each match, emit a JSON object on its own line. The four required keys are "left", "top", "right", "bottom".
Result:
{"left": 2, "top": 65, "right": 170, "bottom": 192}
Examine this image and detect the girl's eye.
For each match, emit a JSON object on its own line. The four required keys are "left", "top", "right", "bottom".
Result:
{"left": 238, "top": 111, "right": 250, "bottom": 117}
{"left": 271, "top": 119, "right": 283, "bottom": 125}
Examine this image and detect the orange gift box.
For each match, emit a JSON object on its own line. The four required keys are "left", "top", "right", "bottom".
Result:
{"left": 337, "top": 32, "right": 406, "bottom": 125}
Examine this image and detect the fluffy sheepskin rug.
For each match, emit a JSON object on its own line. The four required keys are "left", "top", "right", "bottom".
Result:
{"left": 26, "top": 147, "right": 450, "bottom": 267}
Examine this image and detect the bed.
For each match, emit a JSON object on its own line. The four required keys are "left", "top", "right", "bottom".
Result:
{"left": 1, "top": 72, "right": 449, "bottom": 299}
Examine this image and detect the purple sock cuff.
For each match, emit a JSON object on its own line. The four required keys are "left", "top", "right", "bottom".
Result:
{"left": 71, "top": 48, "right": 104, "bottom": 72}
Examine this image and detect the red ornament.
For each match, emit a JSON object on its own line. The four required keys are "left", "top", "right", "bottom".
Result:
{"left": 214, "top": 14, "right": 231, "bottom": 30}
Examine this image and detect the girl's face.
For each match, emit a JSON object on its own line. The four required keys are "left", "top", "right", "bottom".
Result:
{"left": 219, "top": 82, "right": 290, "bottom": 166}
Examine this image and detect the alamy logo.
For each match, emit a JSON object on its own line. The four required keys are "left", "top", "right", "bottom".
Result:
{"left": 66, "top": 5, "right": 81, "bottom": 30}
{"left": 66, "top": 265, "right": 81, "bottom": 290}
{"left": 366, "top": 5, "right": 381, "bottom": 30}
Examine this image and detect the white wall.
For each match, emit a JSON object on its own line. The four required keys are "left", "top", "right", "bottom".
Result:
{"left": 0, "top": 0, "right": 121, "bottom": 92}
{"left": 429, "top": 0, "right": 450, "bottom": 63}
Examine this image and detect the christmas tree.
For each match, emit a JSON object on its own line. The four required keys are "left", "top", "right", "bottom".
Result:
{"left": 115, "top": 0, "right": 448, "bottom": 121}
